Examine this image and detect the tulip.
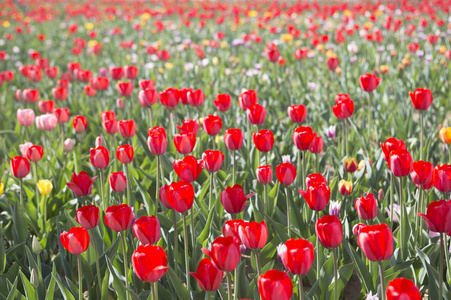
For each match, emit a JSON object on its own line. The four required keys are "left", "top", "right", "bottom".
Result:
{"left": 214, "top": 94, "right": 231, "bottom": 111}
{"left": 386, "top": 278, "right": 421, "bottom": 300}
{"left": 173, "top": 132, "right": 196, "bottom": 154}
{"left": 37, "top": 179, "right": 52, "bottom": 195}
{"left": 253, "top": 130, "right": 274, "bottom": 153}
{"left": 238, "top": 90, "right": 258, "bottom": 111}
{"left": 10, "top": 156, "right": 30, "bottom": 178}
{"left": 117, "top": 81, "right": 133, "bottom": 97}
{"left": 298, "top": 182, "right": 330, "bottom": 212}
{"left": 309, "top": 136, "right": 323, "bottom": 154}
{"left": 359, "top": 73, "right": 381, "bottom": 92}
{"left": 26, "top": 145, "right": 43, "bottom": 162}
{"left": 147, "top": 126, "right": 167, "bottom": 155}
{"left": 173, "top": 155, "right": 204, "bottom": 182}
{"left": 343, "top": 157, "right": 358, "bottom": 173}
{"left": 247, "top": 104, "right": 266, "bottom": 125}
{"left": 338, "top": 179, "right": 352, "bottom": 196}
{"left": 23, "top": 89, "right": 40, "bottom": 102}
{"left": 355, "top": 193, "right": 378, "bottom": 220}
{"left": 138, "top": 88, "right": 158, "bottom": 108}
{"left": 293, "top": 126, "right": 316, "bottom": 187}
{"left": 38, "top": 100, "right": 55, "bottom": 114}
{"left": 203, "top": 150, "right": 224, "bottom": 173}
{"left": 36, "top": 114, "right": 57, "bottom": 131}
{"left": 104, "top": 204, "right": 135, "bottom": 232}
{"left": 72, "top": 115, "right": 87, "bottom": 132}
{"left": 306, "top": 173, "right": 327, "bottom": 188}
{"left": 90, "top": 77, "right": 109, "bottom": 90}
{"left": 410, "top": 161, "right": 433, "bottom": 187}
{"left": 439, "top": 127, "right": 451, "bottom": 144}
{"left": 90, "top": 146, "right": 110, "bottom": 169}
{"left": 53, "top": 108, "right": 70, "bottom": 124}
{"left": 64, "top": 138, "right": 74, "bottom": 152}
{"left": 223, "top": 220, "right": 243, "bottom": 244}
{"left": 190, "top": 258, "right": 224, "bottom": 291}
{"left": 159, "top": 185, "right": 172, "bottom": 209}
{"left": 110, "top": 171, "right": 127, "bottom": 193}
{"left": 76, "top": 205, "right": 100, "bottom": 229}
{"left": 60, "top": 227, "right": 90, "bottom": 255}
{"left": 380, "top": 138, "right": 407, "bottom": 161}
{"left": 117, "top": 98, "right": 125, "bottom": 110}
{"left": 279, "top": 238, "right": 314, "bottom": 275}
{"left": 124, "top": 65, "right": 138, "bottom": 79}
{"left": 202, "top": 115, "right": 222, "bottom": 136}
{"left": 116, "top": 144, "right": 134, "bottom": 164}
{"left": 388, "top": 150, "right": 413, "bottom": 177}
{"left": 17, "top": 109, "right": 35, "bottom": 127}
{"left": 167, "top": 181, "right": 195, "bottom": 213}
{"left": 179, "top": 88, "right": 193, "bottom": 105}
{"left": 315, "top": 215, "right": 343, "bottom": 249}
{"left": 267, "top": 48, "right": 280, "bottom": 62}
{"left": 159, "top": 87, "right": 180, "bottom": 109}
{"left": 133, "top": 216, "right": 161, "bottom": 245}
{"left": 176, "top": 119, "right": 199, "bottom": 136}
{"left": 52, "top": 87, "right": 68, "bottom": 101}
{"left": 224, "top": 128, "right": 243, "bottom": 151}
{"left": 66, "top": 171, "right": 96, "bottom": 197}
{"left": 139, "top": 79, "right": 154, "bottom": 90}
{"left": 221, "top": 184, "right": 255, "bottom": 215}
{"left": 409, "top": 88, "right": 433, "bottom": 111}
{"left": 276, "top": 163, "right": 297, "bottom": 186}
{"left": 257, "top": 165, "right": 273, "bottom": 184}
{"left": 327, "top": 57, "right": 339, "bottom": 70}
{"left": 432, "top": 164, "right": 451, "bottom": 193}
{"left": 95, "top": 136, "right": 105, "bottom": 147}
{"left": 110, "top": 66, "right": 124, "bottom": 80}
{"left": 238, "top": 220, "right": 268, "bottom": 250}
{"left": 132, "top": 244, "right": 168, "bottom": 285}
{"left": 287, "top": 105, "right": 307, "bottom": 123}
{"left": 202, "top": 236, "right": 241, "bottom": 272}
{"left": 118, "top": 120, "right": 136, "bottom": 138}
{"left": 258, "top": 269, "right": 293, "bottom": 300}
{"left": 187, "top": 89, "right": 205, "bottom": 106}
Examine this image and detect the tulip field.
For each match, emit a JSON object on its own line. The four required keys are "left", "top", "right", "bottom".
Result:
{"left": 2, "top": 0, "right": 451, "bottom": 299}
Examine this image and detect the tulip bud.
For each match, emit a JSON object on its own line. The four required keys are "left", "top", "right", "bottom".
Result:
{"left": 95, "top": 136, "right": 105, "bottom": 147}
{"left": 37, "top": 180, "right": 53, "bottom": 195}
{"left": 117, "top": 98, "right": 125, "bottom": 110}
{"left": 378, "top": 189, "right": 385, "bottom": 202}
{"left": 30, "top": 268, "right": 39, "bottom": 288}
{"left": 343, "top": 157, "right": 358, "bottom": 173}
{"left": 329, "top": 200, "right": 341, "bottom": 217}
{"left": 32, "top": 236, "right": 41, "bottom": 255}
{"left": 338, "top": 179, "right": 352, "bottom": 196}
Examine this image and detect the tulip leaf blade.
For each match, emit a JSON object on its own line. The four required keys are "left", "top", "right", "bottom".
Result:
{"left": 197, "top": 204, "right": 215, "bottom": 244}
{"left": 51, "top": 272, "right": 76, "bottom": 300}
{"left": 105, "top": 257, "right": 127, "bottom": 300}
{"left": 417, "top": 247, "right": 440, "bottom": 300}
{"left": 19, "top": 271, "right": 36, "bottom": 300}
{"left": 342, "top": 240, "right": 374, "bottom": 293}
{"left": 166, "top": 267, "right": 189, "bottom": 300}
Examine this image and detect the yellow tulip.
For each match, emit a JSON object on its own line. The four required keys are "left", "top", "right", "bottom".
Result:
{"left": 37, "top": 180, "right": 53, "bottom": 196}
{"left": 84, "top": 23, "right": 94, "bottom": 30}
{"left": 338, "top": 179, "right": 353, "bottom": 196}
{"left": 0, "top": 183, "right": 4, "bottom": 195}
{"left": 439, "top": 127, "right": 451, "bottom": 144}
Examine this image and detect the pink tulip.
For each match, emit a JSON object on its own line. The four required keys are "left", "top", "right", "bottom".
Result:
{"left": 36, "top": 114, "right": 57, "bottom": 131}
{"left": 17, "top": 109, "right": 35, "bottom": 126}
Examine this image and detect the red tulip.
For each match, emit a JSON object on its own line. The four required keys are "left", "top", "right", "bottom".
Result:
{"left": 90, "top": 77, "right": 109, "bottom": 90}
{"left": 332, "top": 96, "right": 354, "bottom": 119}
{"left": 26, "top": 145, "right": 44, "bottom": 162}
{"left": 138, "top": 88, "right": 158, "bottom": 107}
{"left": 409, "top": 88, "right": 433, "bottom": 111}
{"left": 224, "top": 128, "right": 244, "bottom": 150}
{"left": 117, "top": 81, "right": 133, "bottom": 97}
{"left": 309, "top": 136, "right": 323, "bottom": 153}
{"left": 103, "top": 119, "right": 118, "bottom": 135}
{"left": 306, "top": 173, "right": 327, "bottom": 188}
{"left": 159, "top": 184, "right": 172, "bottom": 209}
{"left": 201, "top": 236, "right": 241, "bottom": 272}
{"left": 159, "top": 88, "right": 180, "bottom": 109}
{"left": 202, "top": 150, "right": 224, "bottom": 173}
{"left": 104, "top": 204, "right": 135, "bottom": 232}
{"left": 23, "top": 89, "right": 40, "bottom": 102}
{"left": 343, "top": 158, "right": 358, "bottom": 173}
{"left": 432, "top": 165, "right": 451, "bottom": 193}
{"left": 380, "top": 138, "right": 407, "bottom": 161}
{"left": 45, "top": 66, "right": 58, "bottom": 78}
{"left": 247, "top": 104, "right": 266, "bottom": 125}
{"left": 190, "top": 258, "right": 224, "bottom": 291}
{"left": 221, "top": 184, "right": 255, "bottom": 214}
{"left": 410, "top": 161, "right": 433, "bottom": 187}
{"left": 110, "top": 171, "right": 127, "bottom": 193}
{"left": 326, "top": 57, "right": 339, "bottom": 70}
{"left": 386, "top": 278, "right": 421, "bottom": 300}
{"left": 124, "top": 65, "right": 138, "bottom": 79}
{"left": 116, "top": 144, "right": 134, "bottom": 164}
{"left": 187, "top": 89, "right": 205, "bottom": 106}
{"left": 359, "top": 73, "right": 381, "bottom": 92}
{"left": 238, "top": 220, "right": 268, "bottom": 249}
{"left": 118, "top": 120, "right": 136, "bottom": 138}
{"left": 66, "top": 171, "right": 97, "bottom": 197}
{"left": 214, "top": 94, "right": 231, "bottom": 112}
{"left": 133, "top": 216, "right": 161, "bottom": 245}
{"left": 10, "top": 156, "right": 30, "bottom": 178}
{"left": 388, "top": 149, "right": 413, "bottom": 177}
{"left": 173, "top": 132, "right": 196, "bottom": 154}
{"left": 258, "top": 270, "right": 293, "bottom": 300}
{"left": 132, "top": 244, "right": 168, "bottom": 282}
{"left": 179, "top": 88, "right": 193, "bottom": 105}
{"left": 90, "top": 146, "right": 110, "bottom": 169}
{"left": 257, "top": 165, "right": 273, "bottom": 184}
{"left": 223, "top": 219, "right": 244, "bottom": 244}
{"left": 293, "top": 127, "right": 316, "bottom": 151}
{"left": 167, "top": 181, "right": 195, "bottom": 213}
{"left": 355, "top": 193, "right": 378, "bottom": 220}
{"left": 100, "top": 111, "right": 115, "bottom": 122}
{"left": 147, "top": 126, "right": 167, "bottom": 155}
{"left": 202, "top": 115, "right": 222, "bottom": 136}
{"left": 176, "top": 119, "right": 199, "bottom": 136}
{"left": 173, "top": 155, "right": 204, "bottom": 182}
{"left": 253, "top": 130, "right": 274, "bottom": 153}
{"left": 72, "top": 115, "right": 87, "bottom": 132}
{"left": 279, "top": 238, "right": 315, "bottom": 275}
{"left": 287, "top": 105, "right": 307, "bottom": 123}
{"left": 298, "top": 182, "right": 331, "bottom": 211}
{"left": 266, "top": 48, "right": 280, "bottom": 63}
{"left": 60, "top": 227, "right": 90, "bottom": 255}
{"left": 52, "top": 87, "right": 68, "bottom": 101}
{"left": 276, "top": 163, "right": 297, "bottom": 185}
{"left": 38, "top": 100, "right": 55, "bottom": 114}
{"left": 358, "top": 224, "right": 393, "bottom": 261}
{"left": 418, "top": 200, "right": 451, "bottom": 233}
{"left": 76, "top": 205, "right": 100, "bottom": 229}
{"left": 110, "top": 66, "right": 124, "bottom": 80}
{"left": 84, "top": 85, "right": 96, "bottom": 97}
{"left": 53, "top": 108, "right": 70, "bottom": 123}
{"left": 238, "top": 90, "right": 258, "bottom": 111}
{"left": 315, "top": 215, "right": 343, "bottom": 249}
{"left": 139, "top": 79, "right": 154, "bottom": 90}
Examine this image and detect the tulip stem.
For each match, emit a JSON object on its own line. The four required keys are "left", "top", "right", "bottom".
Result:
{"left": 34, "top": 162, "right": 39, "bottom": 207}
{"left": 173, "top": 211, "right": 179, "bottom": 276}
{"left": 125, "top": 164, "right": 132, "bottom": 207}
{"left": 183, "top": 213, "right": 190, "bottom": 291}
{"left": 378, "top": 261, "right": 386, "bottom": 300}
{"left": 234, "top": 265, "right": 238, "bottom": 299}
{"left": 316, "top": 211, "right": 321, "bottom": 280}
{"left": 190, "top": 206, "right": 195, "bottom": 248}
{"left": 285, "top": 187, "right": 290, "bottom": 237}
{"left": 209, "top": 173, "right": 214, "bottom": 210}
{"left": 390, "top": 173, "right": 394, "bottom": 230}
{"left": 297, "top": 151, "right": 301, "bottom": 187}
{"left": 99, "top": 169, "right": 105, "bottom": 209}
{"left": 246, "top": 118, "right": 251, "bottom": 152}
{"left": 416, "top": 187, "right": 423, "bottom": 246}
{"left": 232, "top": 151, "right": 236, "bottom": 185}
{"left": 155, "top": 156, "right": 160, "bottom": 214}
{"left": 302, "top": 151, "right": 306, "bottom": 190}
{"left": 316, "top": 154, "right": 319, "bottom": 173}
{"left": 226, "top": 272, "right": 232, "bottom": 300}
{"left": 420, "top": 111, "right": 424, "bottom": 160}
{"left": 90, "top": 229, "right": 102, "bottom": 295}
{"left": 120, "top": 232, "right": 130, "bottom": 300}
{"left": 333, "top": 248, "right": 338, "bottom": 300}
{"left": 152, "top": 282, "right": 158, "bottom": 300}
{"left": 43, "top": 195, "right": 47, "bottom": 233}
{"left": 345, "top": 119, "right": 349, "bottom": 158}
{"left": 207, "top": 290, "right": 213, "bottom": 300}
{"left": 367, "top": 92, "right": 372, "bottom": 143}
{"left": 264, "top": 184, "right": 268, "bottom": 216}
{"left": 298, "top": 275, "right": 304, "bottom": 300}
{"left": 78, "top": 255, "right": 83, "bottom": 300}
{"left": 440, "top": 233, "right": 445, "bottom": 300}
{"left": 253, "top": 249, "right": 261, "bottom": 277}
{"left": 399, "top": 177, "right": 406, "bottom": 259}
{"left": 19, "top": 178, "right": 23, "bottom": 207}
{"left": 149, "top": 107, "right": 153, "bottom": 128}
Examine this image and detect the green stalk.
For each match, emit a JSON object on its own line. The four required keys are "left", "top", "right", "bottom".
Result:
{"left": 390, "top": 173, "right": 394, "bottom": 230}
{"left": 345, "top": 119, "right": 349, "bottom": 158}
{"left": 207, "top": 290, "right": 213, "bottom": 300}
{"left": 99, "top": 169, "right": 105, "bottom": 209}
{"left": 191, "top": 206, "right": 195, "bottom": 249}
{"left": 418, "top": 186, "right": 424, "bottom": 246}
{"left": 367, "top": 92, "right": 372, "bottom": 142}
{"left": 125, "top": 164, "right": 132, "bottom": 207}
{"left": 246, "top": 118, "right": 251, "bottom": 152}
{"left": 399, "top": 177, "right": 406, "bottom": 259}
{"left": 234, "top": 265, "right": 239, "bottom": 300}
{"left": 298, "top": 275, "right": 304, "bottom": 300}
{"left": 34, "top": 162, "right": 39, "bottom": 207}
{"left": 183, "top": 213, "right": 190, "bottom": 291}
{"left": 78, "top": 255, "right": 83, "bottom": 300}
{"left": 333, "top": 248, "right": 338, "bottom": 300}
{"left": 226, "top": 272, "right": 232, "bottom": 300}
{"left": 316, "top": 154, "right": 319, "bottom": 173}
{"left": 444, "top": 234, "right": 451, "bottom": 286}
{"left": 152, "top": 282, "right": 158, "bottom": 300}
{"left": 209, "top": 173, "right": 214, "bottom": 210}
{"left": 378, "top": 261, "right": 386, "bottom": 300}
{"left": 254, "top": 249, "right": 261, "bottom": 277}
{"left": 43, "top": 195, "right": 47, "bottom": 233}
{"left": 302, "top": 151, "right": 306, "bottom": 190}
{"left": 416, "top": 187, "right": 422, "bottom": 245}
{"left": 439, "top": 233, "right": 444, "bottom": 300}
{"left": 121, "top": 232, "right": 130, "bottom": 300}
{"left": 155, "top": 155, "right": 160, "bottom": 214}
{"left": 264, "top": 184, "right": 268, "bottom": 216}
{"left": 420, "top": 111, "right": 424, "bottom": 160}
{"left": 316, "top": 211, "right": 321, "bottom": 280}
{"left": 90, "top": 229, "right": 102, "bottom": 295}
{"left": 232, "top": 151, "right": 236, "bottom": 186}
{"left": 19, "top": 178, "right": 23, "bottom": 207}
{"left": 173, "top": 211, "right": 179, "bottom": 276}
{"left": 149, "top": 107, "right": 154, "bottom": 128}
{"left": 297, "top": 150, "right": 301, "bottom": 187}
{"left": 285, "top": 187, "right": 290, "bottom": 238}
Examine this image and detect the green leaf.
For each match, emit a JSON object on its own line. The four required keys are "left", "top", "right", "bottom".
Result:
{"left": 5, "top": 277, "right": 18, "bottom": 300}
{"left": 417, "top": 248, "right": 439, "bottom": 300}
{"left": 342, "top": 240, "right": 374, "bottom": 292}
{"left": 197, "top": 205, "right": 215, "bottom": 244}
{"left": 52, "top": 273, "right": 76, "bottom": 300}
{"left": 19, "top": 271, "right": 36, "bottom": 300}
{"left": 105, "top": 257, "right": 127, "bottom": 300}
{"left": 166, "top": 267, "right": 189, "bottom": 300}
